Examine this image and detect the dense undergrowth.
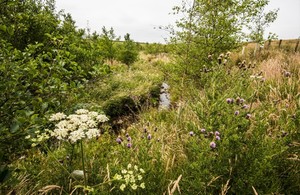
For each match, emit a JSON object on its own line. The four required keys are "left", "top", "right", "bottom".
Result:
{"left": 1, "top": 45, "right": 299, "bottom": 194}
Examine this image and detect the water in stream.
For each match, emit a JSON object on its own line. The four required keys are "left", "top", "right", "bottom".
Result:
{"left": 159, "top": 82, "right": 170, "bottom": 110}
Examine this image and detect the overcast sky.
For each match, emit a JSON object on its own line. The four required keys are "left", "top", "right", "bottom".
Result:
{"left": 55, "top": 0, "right": 300, "bottom": 43}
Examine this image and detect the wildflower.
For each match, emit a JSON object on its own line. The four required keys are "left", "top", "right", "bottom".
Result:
{"left": 125, "top": 133, "right": 129, "bottom": 137}
{"left": 189, "top": 131, "right": 195, "bottom": 136}
{"left": 113, "top": 174, "right": 122, "bottom": 180}
{"left": 242, "top": 104, "right": 249, "bottom": 109}
{"left": 210, "top": 141, "right": 216, "bottom": 149}
{"left": 69, "top": 129, "right": 85, "bottom": 143}
{"left": 127, "top": 164, "right": 132, "bottom": 169}
{"left": 86, "top": 128, "right": 99, "bottom": 139}
{"left": 137, "top": 175, "right": 143, "bottom": 180}
{"left": 240, "top": 98, "right": 245, "bottom": 104}
{"left": 96, "top": 114, "right": 109, "bottom": 122}
{"left": 127, "top": 143, "right": 132, "bottom": 148}
{"left": 147, "top": 134, "right": 152, "bottom": 140}
{"left": 215, "top": 131, "right": 220, "bottom": 136}
{"left": 75, "top": 109, "right": 89, "bottom": 114}
{"left": 139, "top": 168, "right": 145, "bottom": 173}
{"left": 234, "top": 110, "right": 240, "bottom": 116}
{"left": 245, "top": 113, "right": 252, "bottom": 119}
{"left": 226, "top": 98, "right": 234, "bottom": 104}
{"left": 116, "top": 136, "right": 122, "bottom": 144}
{"left": 140, "top": 183, "right": 145, "bottom": 189}
{"left": 134, "top": 165, "right": 138, "bottom": 171}
{"left": 216, "top": 136, "right": 221, "bottom": 141}
{"left": 121, "top": 169, "right": 127, "bottom": 174}
{"left": 284, "top": 71, "right": 291, "bottom": 77}
{"left": 131, "top": 183, "right": 138, "bottom": 190}
{"left": 49, "top": 112, "right": 66, "bottom": 121}
{"left": 200, "top": 128, "right": 206, "bottom": 133}
{"left": 127, "top": 136, "right": 132, "bottom": 142}
{"left": 120, "top": 184, "right": 126, "bottom": 191}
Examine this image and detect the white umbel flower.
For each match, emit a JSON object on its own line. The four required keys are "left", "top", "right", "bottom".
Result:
{"left": 96, "top": 114, "right": 109, "bottom": 122}
{"left": 49, "top": 112, "right": 66, "bottom": 121}
{"left": 86, "top": 128, "right": 100, "bottom": 139}
{"left": 69, "top": 129, "right": 85, "bottom": 143}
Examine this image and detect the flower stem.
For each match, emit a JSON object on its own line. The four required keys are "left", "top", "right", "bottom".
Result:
{"left": 80, "top": 140, "right": 87, "bottom": 189}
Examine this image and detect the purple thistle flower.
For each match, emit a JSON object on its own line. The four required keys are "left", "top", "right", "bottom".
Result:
{"left": 210, "top": 141, "right": 216, "bottom": 149}
{"left": 215, "top": 131, "right": 220, "bottom": 136}
{"left": 147, "top": 134, "right": 152, "bottom": 140}
{"left": 226, "top": 98, "right": 234, "bottom": 104}
{"left": 125, "top": 133, "right": 129, "bottom": 137}
{"left": 216, "top": 136, "right": 221, "bottom": 141}
{"left": 116, "top": 136, "right": 122, "bottom": 144}
{"left": 189, "top": 131, "right": 195, "bottom": 136}
{"left": 284, "top": 71, "right": 291, "bottom": 77}
{"left": 245, "top": 113, "right": 252, "bottom": 119}
{"left": 240, "top": 98, "right": 245, "bottom": 104}
{"left": 127, "top": 136, "right": 132, "bottom": 142}
{"left": 242, "top": 104, "right": 249, "bottom": 109}
{"left": 127, "top": 143, "right": 132, "bottom": 148}
{"left": 200, "top": 128, "right": 206, "bottom": 133}
{"left": 234, "top": 110, "right": 240, "bottom": 116}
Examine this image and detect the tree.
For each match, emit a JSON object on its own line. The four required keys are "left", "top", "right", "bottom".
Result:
{"left": 118, "top": 33, "right": 138, "bottom": 68}
{"left": 248, "top": 6, "right": 278, "bottom": 44}
{"left": 170, "top": 0, "right": 278, "bottom": 74}
{"left": 99, "top": 26, "right": 119, "bottom": 65}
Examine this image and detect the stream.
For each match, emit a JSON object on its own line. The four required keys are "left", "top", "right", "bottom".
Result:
{"left": 159, "top": 82, "right": 171, "bottom": 110}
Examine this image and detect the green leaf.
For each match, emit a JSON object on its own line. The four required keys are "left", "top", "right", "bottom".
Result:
{"left": 6, "top": 26, "right": 14, "bottom": 36}
{"left": 10, "top": 122, "right": 20, "bottom": 133}
{"left": 0, "top": 25, "right": 7, "bottom": 32}
{"left": 25, "top": 111, "right": 35, "bottom": 117}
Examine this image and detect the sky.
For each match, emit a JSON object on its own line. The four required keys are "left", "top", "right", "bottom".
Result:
{"left": 55, "top": 0, "right": 300, "bottom": 43}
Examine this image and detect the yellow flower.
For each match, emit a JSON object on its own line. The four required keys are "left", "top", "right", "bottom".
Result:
{"left": 139, "top": 168, "right": 145, "bottom": 173}
{"left": 140, "top": 182, "right": 145, "bottom": 189}
{"left": 113, "top": 174, "right": 122, "bottom": 180}
{"left": 120, "top": 184, "right": 126, "bottom": 191}
{"left": 137, "top": 175, "right": 143, "bottom": 180}
{"left": 131, "top": 184, "right": 138, "bottom": 190}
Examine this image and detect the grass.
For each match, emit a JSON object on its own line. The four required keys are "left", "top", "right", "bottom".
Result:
{"left": 1, "top": 47, "right": 300, "bottom": 194}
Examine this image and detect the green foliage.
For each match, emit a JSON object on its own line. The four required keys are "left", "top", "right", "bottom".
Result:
{"left": 99, "top": 26, "right": 119, "bottom": 64}
{"left": 0, "top": 0, "right": 109, "bottom": 165}
{"left": 0, "top": 0, "right": 59, "bottom": 50}
{"left": 170, "top": 0, "right": 278, "bottom": 73}
{"left": 118, "top": 33, "right": 138, "bottom": 67}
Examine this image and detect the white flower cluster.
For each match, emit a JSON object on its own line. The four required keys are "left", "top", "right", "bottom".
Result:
{"left": 50, "top": 109, "right": 109, "bottom": 143}
{"left": 113, "top": 164, "right": 145, "bottom": 191}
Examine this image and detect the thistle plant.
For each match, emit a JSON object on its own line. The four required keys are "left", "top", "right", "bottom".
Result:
{"left": 113, "top": 163, "right": 146, "bottom": 192}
